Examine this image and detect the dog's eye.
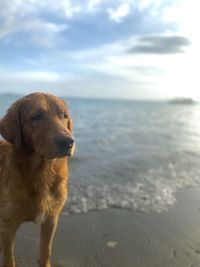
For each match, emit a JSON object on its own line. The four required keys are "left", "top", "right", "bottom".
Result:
{"left": 31, "top": 113, "right": 42, "bottom": 121}
{"left": 64, "top": 112, "right": 68, "bottom": 119}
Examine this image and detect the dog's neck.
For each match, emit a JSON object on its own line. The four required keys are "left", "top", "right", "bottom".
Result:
{"left": 13, "top": 147, "right": 56, "bottom": 173}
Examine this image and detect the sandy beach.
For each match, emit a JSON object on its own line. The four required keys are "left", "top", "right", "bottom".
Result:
{"left": 0, "top": 187, "right": 200, "bottom": 267}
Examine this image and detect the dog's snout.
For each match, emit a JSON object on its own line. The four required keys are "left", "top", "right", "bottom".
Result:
{"left": 55, "top": 135, "right": 74, "bottom": 149}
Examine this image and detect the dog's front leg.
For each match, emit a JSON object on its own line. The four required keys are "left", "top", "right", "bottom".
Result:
{"left": 0, "top": 224, "right": 18, "bottom": 267}
{"left": 38, "top": 216, "right": 58, "bottom": 267}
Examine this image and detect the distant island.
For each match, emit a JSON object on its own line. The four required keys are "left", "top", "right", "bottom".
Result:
{"left": 168, "top": 97, "right": 196, "bottom": 105}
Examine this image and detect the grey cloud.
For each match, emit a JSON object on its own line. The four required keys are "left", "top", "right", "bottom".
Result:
{"left": 127, "top": 35, "right": 191, "bottom": 54}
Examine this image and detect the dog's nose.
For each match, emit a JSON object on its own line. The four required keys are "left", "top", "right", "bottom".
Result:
{"left": 54, "top": 135, "right": 74, "bottom": 150}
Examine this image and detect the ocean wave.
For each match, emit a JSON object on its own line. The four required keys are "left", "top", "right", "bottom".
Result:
{"left": 63, "top": 164, "right": 200, "bottom": 215}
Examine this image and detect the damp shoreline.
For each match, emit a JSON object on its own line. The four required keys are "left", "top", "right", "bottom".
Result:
{"left": 2, "top": 186, "right": 200, "bottom": 267}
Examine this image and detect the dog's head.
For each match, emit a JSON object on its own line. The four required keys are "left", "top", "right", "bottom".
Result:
{"left": 0, "top": 92, "right": 75, "bottom": 159}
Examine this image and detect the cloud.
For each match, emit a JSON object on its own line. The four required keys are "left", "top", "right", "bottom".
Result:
{"left": 127, "top": 35, "right": 191, "bottom": 54}
{"left": 107, "top": 3, "right": 130, "bottom": 23}
{"left": 0, "top": 0, "right": 197, "bottom": 100}
{"left": 87, "top": 0, "right": 102, "bottom": 12}
{"left": 0, "top": 70, "right": 61, "bottom": 82}
{"left": 0, "top": 0, "right": 180, "bottom": 51}
{"left": 0, "top": 18, "right": 68, "bottom": 48}
{"left": 0, "top": 0, "right": 82, "bottom": 20}
{"left": 24, "top": 19, "right": 68, "bottom": 48}
{"left": 18, "top": 34, "right": 190, "bottom": 83}
{"left": 0, "top": 0, "right": 78, "bottom": 48}
{"left": 0, "top": 31, "right": 195, "bottom": 99}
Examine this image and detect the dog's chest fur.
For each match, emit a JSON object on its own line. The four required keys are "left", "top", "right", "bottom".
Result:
{"left": 0, "top": 145, "right": 68, "bottom": 224}
{"left": 17, "top": 163, "right": 68, "bottom": 223}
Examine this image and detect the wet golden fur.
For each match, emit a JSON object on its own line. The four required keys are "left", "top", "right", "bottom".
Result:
{"left": 0, "top": 93, "right": 74, "bottom": 267}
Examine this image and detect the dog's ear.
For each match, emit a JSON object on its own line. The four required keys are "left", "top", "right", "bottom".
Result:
{"left": 67, "top": 118, "right": 73, "bottom": 132}
{"left": 0, "top": 101, "right": 23, "bottom": 149}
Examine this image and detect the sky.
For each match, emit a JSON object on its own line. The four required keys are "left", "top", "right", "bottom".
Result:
{"left": 0, "top": 0, "right": 199, "bottom": 100}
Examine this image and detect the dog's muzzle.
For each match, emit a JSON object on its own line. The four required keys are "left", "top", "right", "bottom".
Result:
{"left": 54, "top": 135, "right": 75, "bottom": 157}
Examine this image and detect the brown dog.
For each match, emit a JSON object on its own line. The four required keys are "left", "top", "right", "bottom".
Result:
{"left": 0, "top": 92, "right": 75, "bottom": 267}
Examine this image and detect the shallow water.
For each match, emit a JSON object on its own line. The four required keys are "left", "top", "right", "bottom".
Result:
{"left": 1, "top": 94, "right": 200, "bottom": 214}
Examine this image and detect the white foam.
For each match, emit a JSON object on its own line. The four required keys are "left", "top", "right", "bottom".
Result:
{"left": 63, "top": 164, "right": 200, "bottom": 215}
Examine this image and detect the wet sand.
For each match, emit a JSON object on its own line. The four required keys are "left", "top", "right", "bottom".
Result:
{"left": 2, "top": 187, "right": 200, "bottom": 267}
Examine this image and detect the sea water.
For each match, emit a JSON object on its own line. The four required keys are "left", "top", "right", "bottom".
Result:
{"left": 1, "top": 94, "right": 200, "bottom": 214}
